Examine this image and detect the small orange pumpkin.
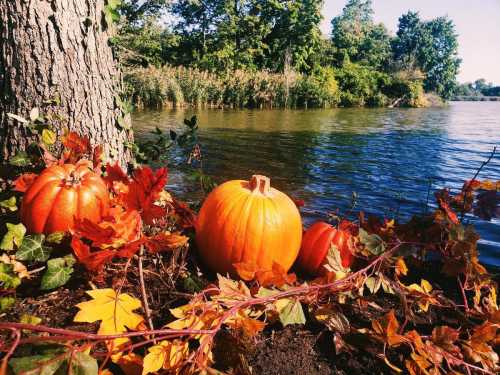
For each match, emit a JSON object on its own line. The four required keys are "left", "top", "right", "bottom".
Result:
{"left": 20, "top": 163, "right": 110, "bottom": 234}
{"left": 296, "top": 221, "right": 354, "bottom": 275}
{"left": 196, "top": 175, "right": 302, "bottom": 275}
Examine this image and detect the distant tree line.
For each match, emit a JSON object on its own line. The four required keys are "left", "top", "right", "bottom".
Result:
{"left": 115, "top": 0, "right": 462, "bottom": 107}
{"left": 455, "top": 79, "right": 500, "bottom": 97}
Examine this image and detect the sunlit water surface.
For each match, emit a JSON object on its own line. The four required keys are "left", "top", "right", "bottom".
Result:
{"left": 133, "top": 102, "right": 500, "bottom": 267}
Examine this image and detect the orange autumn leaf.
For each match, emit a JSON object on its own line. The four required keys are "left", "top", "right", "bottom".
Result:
{"left": 233, "top": 262, "right": 258, "bottom": 281}
{"left": 256, "top": 262, "right": 297, "bottom": 287}
{"left": 118, "top": 167, "right": 168, "bottom": 225}
{"left": 13, "top": 173, "right": 38, "bottom": 192}
{"left": 144, "top": 232, "right": 189, "bottom": 253}
{"left": 372, "top": 310, "right": 407, "bottom": 347}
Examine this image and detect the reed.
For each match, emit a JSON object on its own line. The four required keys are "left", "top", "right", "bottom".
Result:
{"left": 124, "top": 66, "right": 340, "bottom": 109}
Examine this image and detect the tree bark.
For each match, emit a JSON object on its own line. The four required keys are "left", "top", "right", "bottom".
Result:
{"left": 0, "top": 0, "right": 133, "bottom": 166}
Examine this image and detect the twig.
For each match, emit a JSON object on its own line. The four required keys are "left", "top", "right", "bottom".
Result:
{"left": 138, "top": 245, "right": 155, "bottom": 338}
{"left": 461, "top": 146, "right": 497, "bottom": 221}
{"left": 0, "top": 328, "right": 20, "bottom": 374}
{"left": 457, "top": 275, "right": 469, "bottom": 311}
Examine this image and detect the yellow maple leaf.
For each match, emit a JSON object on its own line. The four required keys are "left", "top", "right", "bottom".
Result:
{"left": 142, "top": 340, "right": 189, "bottom": 375}
{"left": 74, "top": 289, "right": 144, "bottom": 334}
{"left": 74, "top": 289, "right": 144, "bottom": 363}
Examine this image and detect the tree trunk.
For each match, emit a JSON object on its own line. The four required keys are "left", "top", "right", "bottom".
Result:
{"left": 0, "top": 0, "right": 133, "bottom": 166}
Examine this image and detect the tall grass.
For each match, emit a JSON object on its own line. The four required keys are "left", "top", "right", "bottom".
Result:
{"left": 124, "top": 66, "right": 340, "bottom": 109}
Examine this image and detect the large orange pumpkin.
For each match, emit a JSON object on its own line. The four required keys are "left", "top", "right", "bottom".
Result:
{"left": 20, "top": 163, "right": 110, "bottom": 234}
{"left": 296, "top": 221, "right": 354, "bottom": 275}
{"left": 196, "top": 175, "right": 302, "bottom": 275}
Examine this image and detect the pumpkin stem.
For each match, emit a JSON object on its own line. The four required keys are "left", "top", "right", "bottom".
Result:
{"left": 250, "top": 175, "right": 271, "bottom": 195}
{"left": 64, "top": 171, "right": 81, "bottom": 187}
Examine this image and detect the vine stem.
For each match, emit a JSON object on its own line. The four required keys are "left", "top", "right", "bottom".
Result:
{"left": 138, "top": 245, "right": 155, "bottom": 339}
{"left": 0, "top": 328, "right": 20, "bottom": 374}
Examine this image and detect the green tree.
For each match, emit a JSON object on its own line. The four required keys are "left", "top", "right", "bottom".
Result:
{"left": 118, "top": 0, "right": 169, "bottom": 24}
{"left": 259, "top": 0, "right": 324, "bottom": 73}
{"left": 330, "top": 0, "right": 391, "bottom": 70}
{"left": 393, "top": 12, "right": 461, "bottom": 99}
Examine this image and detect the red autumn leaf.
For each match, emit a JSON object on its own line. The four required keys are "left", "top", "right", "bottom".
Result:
{"left": 435, "top": 190, "right": 459, "bottom": 224}
{"left": 72, "top": 219, "right": 115, "bottom": 247}
{"left": 104, "top": 162, "right": 129, "bottom": 189}
{"left": 71, "top": 237, "right": 115, "bottom": 272}
{"left": 117, "top": 238, "right": 147, "bottom": 258}
{"left": 144, "top": 232, "right": 189, "bottom": 253}
{"left": 92, "top": 144, "right": 104, "bottom": 170}
{"left": 13, "top": 173, "right": 38, "bottom": 193}
{"left": 172, "top": 199, "right": 197, "bottom": 229}
{"left": 118, "top": 167, "right": 168, "bottom": 225}
{"left": 62, "top": 131, "right": 90, "bottom": 156}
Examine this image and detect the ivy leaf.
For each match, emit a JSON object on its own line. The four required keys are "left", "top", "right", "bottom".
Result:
{"left": 0, "top": 263, "right": 21, "bottom": 289}
{"left": 9, "top": 151, "right": 31, "bottom": 167}
{"left": 359, "top": 228, "right": 385, "bottom": 255}
{"left": 40, "top": 255, "right": 75, "bottom": 290}
{"left": 117, "top": 115, "right": 131, "bottom": 130}
{"left": 0, "top": 196, "right": 18, "bottom": 212}
{"left": 276, "top": 298, "right": 306, "bottom": 327}
{"left": 0, "top": 223, "right": 26, "bottom": 251}
{"left": 9, "top": 354, "right": 64, "bottom": 375}
{"left": 71, "top": 352, "right": 99, "bottom": 375}
{"left": 45, "top": 231, "right": 66, "bottom": 244}
{"left": 20, "top": 313, "right": 42, "bottom": 326}
{"left": 41, "top": 129, "right": 56, "bottom": 145}
{"left": 0, "top": 296, "right": 15, "bottom": 311}
{"left": 15, "top": 234, "right": 52, "bottom": 262}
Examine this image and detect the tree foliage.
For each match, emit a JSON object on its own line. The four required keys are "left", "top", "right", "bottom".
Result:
{"left": 393, "top": 12, "right": 461, "bottom": 98}
{"left": 114, "top": 0, "right": 463, "bottom": 104}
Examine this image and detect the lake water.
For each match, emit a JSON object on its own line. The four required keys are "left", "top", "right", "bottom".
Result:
{"left": 133, "top": 102, "right": 500, "bottom": 267}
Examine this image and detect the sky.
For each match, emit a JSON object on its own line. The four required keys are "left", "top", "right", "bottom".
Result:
{"left": 321, "top": 0, "right": 500, "bottom": 84}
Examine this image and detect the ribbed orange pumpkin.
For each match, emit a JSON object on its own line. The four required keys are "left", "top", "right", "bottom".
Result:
{"left": 196, "top": 175, "right": 302, "bottom": 275}
{"left": 20, "top": 163, "right": 110, "bottom": 234}
{"left": 296, "top": 221, "right": 354, "bottom": 275}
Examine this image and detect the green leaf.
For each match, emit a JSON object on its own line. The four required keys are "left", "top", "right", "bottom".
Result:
{"left": 41, "top": 129, "right": 56, "bottom": 145}
{"left": 358, "top": 228, "right": 385, "bottom": 255}
{"left": 71, "top": 352, "right": 98, "bottom": 375}
{"left": 16, "top": 234, "right": 52, "bottom": 262}
{"left": 0, "top": 296, "right": 15, "bottom": 311}
{"left": 7, "top": 112, "right": 29, "bottom": 123}
{"left": 9, "top": 354, "right": 64, "bottom": 375}
{"left": 0, "top": 196, "right": 18, "bottom": 212}
{"left": 20, "top": 313, "right": 42, "bottom": 326}
{"left": 116, "top": 115, "right": 131, "bottom": 130}
{"left": 0, "top": 223, "right": 26, "bottom": 250}
{"left": 46, "top": 231, "right": 66, "bottom": 244}
{"left": 278, "top": 298, "right": 306, "bottom": 327}
{"left": 0, "top": 263, "right": 21, "bottom": 289}
{"left": 9, "top": 151, "right": 31, "bottom": 167}
{"left": 40, "top": 255, "right": 75, "bottom": 290}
